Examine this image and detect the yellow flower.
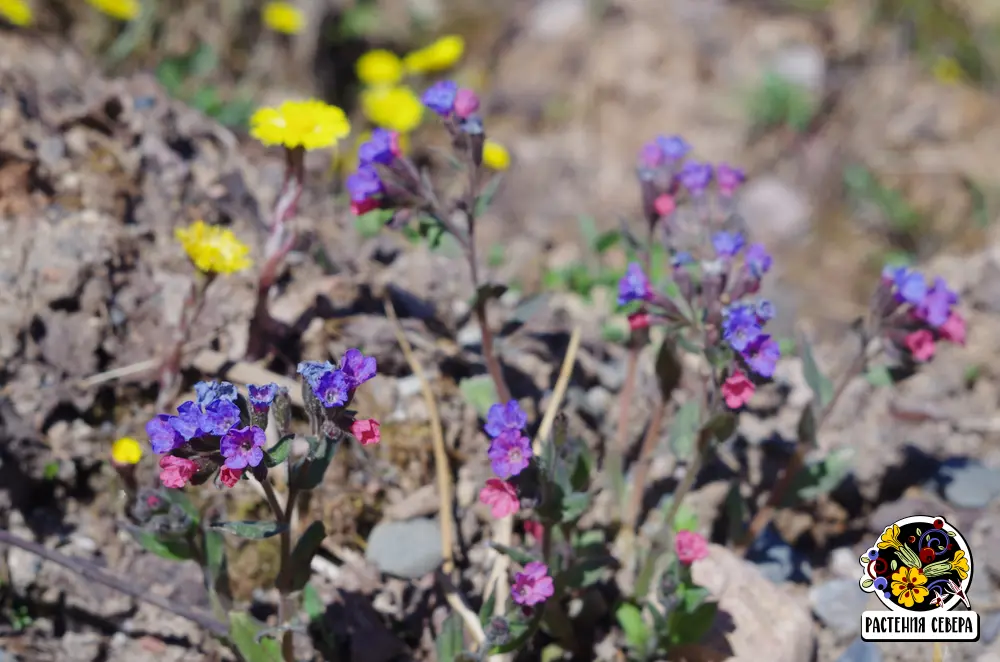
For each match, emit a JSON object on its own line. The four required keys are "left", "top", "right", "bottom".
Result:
{"left": 360, "top": 86, "right": 423, "bottom": 133}
{"left": 262, "top": 1, "right": 304, "bottom": 35}
{"left": 175, "top": 220, "right": 253, "bottom": 275}
{"left": 877, "top": 524, "right": 902, "bottom": 549}
{"left": 932, "top": 57, "right": 964, "bottom": 85}
{"left": 111, "top": 437, "right": 143, "bottom": 466}
{"left": 0, "top": 0, "right": 33, "bottom": 26}
{"left": 890, "top": 566, "right": 929, "bottom": 609}
{"left": 483, "top": 140, "right": 510, "bottom": 171}
{"left": 250, "top": 99, "right": 351, "bottom": 150}
{"left": 86, "top": 0, "right": 139, "bottom": 21}
{"left": 356, "top": 49, "right": 404, "bottom": 87}
{"left": 950, "top": 550, "right": 970, "bottom": 580}
{"left": 403, "top": 35, "right": 464, "bottom": 75}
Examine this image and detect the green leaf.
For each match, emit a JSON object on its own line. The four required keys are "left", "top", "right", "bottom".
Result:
{"left": 668, "top": 401, "right": 701, "bottom": 461}
{"left": 290, "top": 435, "right": 339, "bottom": 491}
{"left": 487, "top": 244, "right": 505, "bottom": 267}
{"left": 435, "top": 611, "right": 466, "bottom": 662}
{"left": 559, "top": 555, "right": 617, "bottom": 590}
{"left": 491, "top": 543, "right": 538, "bottom": 566}
{"left": 354, "top": 208, "right": 395, "bottom": 238}
{"left": 203, "top": 527, "right": 229, "bottom": 599}
{"left": 228, "top": 611, "right": 283, "bottom": 662}
{"left": 280, "top": 521, "right": 327, "bottom": 592}
{"left": 679, "top": 585, "right": 712, "bottom": 612}
{"left": 474, "top": 283, "right": 508, "bottom": 309}
{"left": 671, "top": 502, "right": 699, "bottom": 533}
{"left": 125, "top": 525, "right": 194, "bottom": 562}
{"left": 865, "top": 366, "right": 894, "bottom": 387}
{"left": 654, "top": 339, "right": 683, "bottom": 401}
{"left": 188, "top": 44, "right": 219, "bottom": 77}
{"left": 560, "top": 492, "right": 591, "bottom": 523}
{"left": 489, "top": 610, "right": 543, "bottom": 655}
{"left": 478, "top": 591, "right": 496, "bottom": 628}
{"left": 264, "top": 434, "right": 294, "bottom": 467}
{"left": 210, "top": 521, "right": 288, "bottom": 540}
{"left": 474, "top": 173, "right": 504, "bottom": 218}
{"left": 594, "top": 230, "right": 621, "bottom": 254}
{"left": 796, "top": 404, "right": 818, "bottom": 447}
{"left": 724, "top": 479, "right": 747, "bottom": 544}
{"left": 799, "top": 335, "right": 834, "bottom": 409}
{"left": 616, "top": 602, "right": 651, "bottom": 653}
{"left": 160, "top": 489, "right": 200, "bottom": 523}
{"left": 667, "top": 600, "right": 717, "bottom": 647}
{"left": 891, "top": 559, "right": 898, "bottom": 571}
{"left": 458, "top": 376, "right": 499, "bottom": 419}
{"left": 601, "top": 322, "right": 628, "bottom": 344}
{"left": 782, "top": 447, "right": 855, "bottom": 506}
{"left": 703, "top": 412, "right": 737, "bottom": 444}
{"left": 302, "top": 583, "right": 325, "bottom": 622}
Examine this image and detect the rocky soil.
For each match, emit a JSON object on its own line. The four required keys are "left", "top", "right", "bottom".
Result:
{"left": 2, "top": 1, "right": 1000, "bottom": 661}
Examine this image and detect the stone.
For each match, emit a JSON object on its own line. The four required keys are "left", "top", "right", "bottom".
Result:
{"left": 809, "top": 578, "right": 869, "bottom": 635}
{"left": 835, "top": 637, "right": 882, "bottom": 662}
{"left": 928, "top": 459, "right": 1000, "bottom": 509}
{"left": 770, "top": 43, "right": 826, "bottom": 93}
{"left": 365, "top": 518, "right": 443, "bottom": 579}
{"left": 689, "top": 544, "right": 815, "bottom": 662}
{"left": 739, "top": 177, "right": 813, "bottom": 245}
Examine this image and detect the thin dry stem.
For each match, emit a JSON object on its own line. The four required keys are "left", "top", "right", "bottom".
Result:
{"left": 623, "top": 396, "right": 668, "bottom": 532}
{"left": 383, "top": 297, "right": 486, "bottom": 646}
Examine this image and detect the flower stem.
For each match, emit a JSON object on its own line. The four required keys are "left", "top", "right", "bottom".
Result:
{"left": 260, "top": 477, "right": 295, "bottom": 662}
{"left": 624, "top": 396, "right": 667, "bottom": 533}
{"left": 157, "top": 273, "right": 213, "bottom": 410}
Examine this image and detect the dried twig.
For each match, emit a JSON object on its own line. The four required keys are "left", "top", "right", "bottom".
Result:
{"left": 383, "top": 296, "right": 486, "bottom": 647}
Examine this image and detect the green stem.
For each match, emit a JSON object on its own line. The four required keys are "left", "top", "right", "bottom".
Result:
{"left": 260, "top": 478, "right": 295, "bottom": 662}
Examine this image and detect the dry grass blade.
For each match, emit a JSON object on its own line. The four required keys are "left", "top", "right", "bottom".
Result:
{"left": 383, "top": 296, "right": 486, "bottom": 647}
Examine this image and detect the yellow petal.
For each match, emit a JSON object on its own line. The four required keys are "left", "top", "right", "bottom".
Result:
{"left": 483, "top": 140, "right": 510, "bottom": 171}
{"left": 111, "top": 437, "right": 143, "bottom": 465}
{"left": 0, "top": 0, "right": 33, "bottom": 26}
{"left": 263, "top": 1, "right": 304, "bottom": 35}
{"left": 356, "top": 50, "right": 404, "bottom": 86}
{"left": 403, "top": 35, "right": 465, "bottom": 74}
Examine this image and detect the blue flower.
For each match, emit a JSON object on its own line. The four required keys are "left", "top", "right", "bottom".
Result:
{"left": 358, "top": 129, "right": 396, "bottom": 166}
{"left": 170, "top": 401, "right": 206, "bottom": 441}
{"left": 672, "top": 251, "right": 694, "bottom": 268}
{"left": 755, "top": 299, "right": 776, "bottom": 324}
{"left": 340, "top": 348, "right": 377, "bottom": 391}
{"left": 297, "top": 361, "right": 336, "bottom": 390}
{"left": 723, "top": 304, "right": 761, "bottom": 353}
{"left": 421, "top": 80, "right": 458, "bottom": 116}
{"left": 745, "top": 335, "right": 780, "bottom": 378}
{"left": 744, "top": 243, "right": 772, "bottom": 278}
{"left": 679, "top": 161, "right": 713, "bottom": 195}
{"left": 316, "top": 370, "right": 349, "bottom": 408}
{"left": 220, "top": 426, "right": 266, "bottom": 470}
{"left": 617, "top": 262, "right": 652, "bottom": 306}
{"left": 485, "top": 400, "right": 528, "bottom": 439}
{"left": 202, "top": 398, "right": 241, "bottom": 436}
{"left": 346, "top": 165, "right": 383, "bottom": 202}
{"left": 655, "top": 135, "right": 691, "bottom": 160}
{"left": 248, "top": 383, "right": 279, "bottom": 413}
{"left": 887, "top": 266, "right": 927, "bottom": 306}
{"left": 194, "top": 381, "right": 237, "bottom": 406}
{"left": 146, "top": 414, "right": 184, "bottom": 454}
{"left": 712, "top": 231, "right": 745, "bottom": 259}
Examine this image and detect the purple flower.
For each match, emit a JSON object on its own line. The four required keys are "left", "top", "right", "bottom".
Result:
{"left": 248, "top": 383, "right": 279, "bottom": 413}
{"left": 744, "top": 243, "right": 772, "bottom": 278}
{"left": 220, "top": 426, "right": 266, "bottom": 470}
{"left": 297, "top": 361, "right": 336, "bottom": 389}
{"left": 358, "top": 129, "right": 397, "bottom": 166}
{"left": 346, "top": 165, "right": 383, "bottom": 202}
{"left": 170, "top": 401, "right": 206, "bottom": 441}
{"left": 679, "top": 161, "right": 713, "bottom": 195}
{"left": 421, "top": 80, "right": 458, "bottom": 115}
{"left": 745, "top": 335, "right": 780, "bottom": 378}
{"left": 887, "top": 266, "right": 927, "bottom": 306}
{"left": 716, "top": 163, "right": 746, "bottom": 196}
{"left": 656, "top": 135, "right": 691, "bottom": 160}
{"left": 617, "top": 262, "right": 652, "bottom": 306}
{"left": 485, "top": 400, "right": 528, "bottom": 438}
{"left": 511, "top": 562, "right": 555, "bottom": 606}
{"left": 755, "top": 299, "right": 775, "bottom": 324}
{"left": 916, "top": 277, "right": 957, "bottom": 328}
{"left": 723, "top": 304, "right": 761, "bottom": 353}
{"left": 487, "top": 429, "right": 533, "bottom": 478}
{"left": 316, "top": 370, "right": 349, "bottom": 408}
{"left": 146, "top": 414, "right": 184, "bottom": 454}
{"left": 340, "top": 348, "right": 377, "bottom": 391}
{"left": 638, "top": 141, "right": 665, "bottom": 168}
{"left": 194, "top": 381, "right": 237, "bottom": 406}
{"left": 712, "top": 231, "right": 745, "bottom": 259}
{"left": 203, "top": 398, "right": 241, "bottom": 436}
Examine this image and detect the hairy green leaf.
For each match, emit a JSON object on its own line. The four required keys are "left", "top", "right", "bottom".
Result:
{"left": 210, "top": 520, "right": 288, "bottom": 540}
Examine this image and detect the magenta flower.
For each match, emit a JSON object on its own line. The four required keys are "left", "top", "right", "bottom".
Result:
{"left": 220, "top": 426, "right": 266, "bottom": 470}
{"left": 159, "top": 455, "right": 197, "bottom": 489}
{"left": 487, "top": 430, "right": 532, "bottom": 478}
{"left": 511, "top": 562, "right": 554, "bottom": 606}
{"left": 675, "top": 530, "right": 709, "bottom": 565}
{"left": 340, "top": 348, "right": 377, "bottom": 391}
{"left": 722, "top": 370, "right": 755, "bottom": 410}
{"left": 453, "top": 88, "right": 480, "bottom": 119}
{"left": 485, "top": 400, "right": 528, "bottom": 438}
{"left": 939, "top": 311, "right": 966, "bottom": 345}
{"left": 351, "top": 418, "right": 381, "bottom": 446}
{"left": 219, "top": 466, "right": 242, "bottom": 488}
{"left": 715, "top": 163, "right": 746, "bottom": 196}
{"left": 905, "top": 330, "right": 935, "bottom": 362}
{"left": 479, "top": 478, "right": 520, "bottom": 518}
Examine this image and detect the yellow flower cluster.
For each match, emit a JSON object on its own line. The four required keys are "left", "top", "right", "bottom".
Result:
{"left": 250, "top": 99, "right": 351, "bottom": 150}
{"left": 175, "top": 220, "right": 253, "bottom": 275}
{"left": 262, "top": 1, "right": 304, "bottom": 35}
{"left": 111, "top": 437, "right": 143, "bottom": 466}
{"left": 0, "top": 0, "right": 32, "bottom": 26}
{"left": 353, "top": 35, "right": 465, "bottom": 135}
{"left": 87, "top": 0, "right": 140, "bottom": 21}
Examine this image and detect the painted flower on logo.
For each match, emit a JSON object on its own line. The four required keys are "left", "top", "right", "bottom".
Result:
{"left": 891, "top": 566, "right": 929, "bottom": 608}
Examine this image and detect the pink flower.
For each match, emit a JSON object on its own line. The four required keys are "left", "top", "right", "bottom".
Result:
{"left": 388, "top": 131, "right": 403, "bottom": 157}
{"left": 939, "top": 311, "right": 966, "bottom": 346}
{"left": 479, "top": 478, "right": 520, "bottom": 518}
{"left": 512, "top": 562, "right": 554, "bottom": 606}
{"left": 351, "top": 198, "right": 379, "bottom": 216}
{"left": 675, "top": 530, "right": 709, "bottom": 565}
{"left": 654, "top": 194, "right": 676, "bottom": 217}
{"left": 523, "top": 520, "right": 544, "bottom": 542}
{"left": 453, "top": 88, "right": 480, "bottom": 119}
{"left": 628, "top": 313, "right": 651, "bottom": 331}
{"left": 905, "top": 329, "right": 935, "bottom": 362}
{"left": 721, "top": 370, "right": 755, "bottom": 409}
{"left": 351, "top": 418, "right": 381, "bottom": 446}
{"left": 159, "top": 455, "right": 197, "bottom": 489}
{"left": 219, "top": 467, "right": 241, "bottom": 488}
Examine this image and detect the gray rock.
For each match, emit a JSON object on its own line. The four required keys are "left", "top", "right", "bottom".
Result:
{"left": 982, "top": 611, "right": 1000, "bottom": 644}
{"left": 929, "top": 459, "right": 1000, "bottom": 508}
{"left": 770, "top": 43, "right": 827, "bottom": 93}
{"left": 740, "top": 177, "right": 813, "bottom": 245}
{"left": 835, "top": 637, "right": 882, "bottom": 662}
{"left": 365, "top": 518, "right": 443, "bottom": 579}
{"left": 809, "top": 578, "right": 869, "bottom": 635}
{"left": 527, "top": 0, "right": 588, "bottom": 39}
